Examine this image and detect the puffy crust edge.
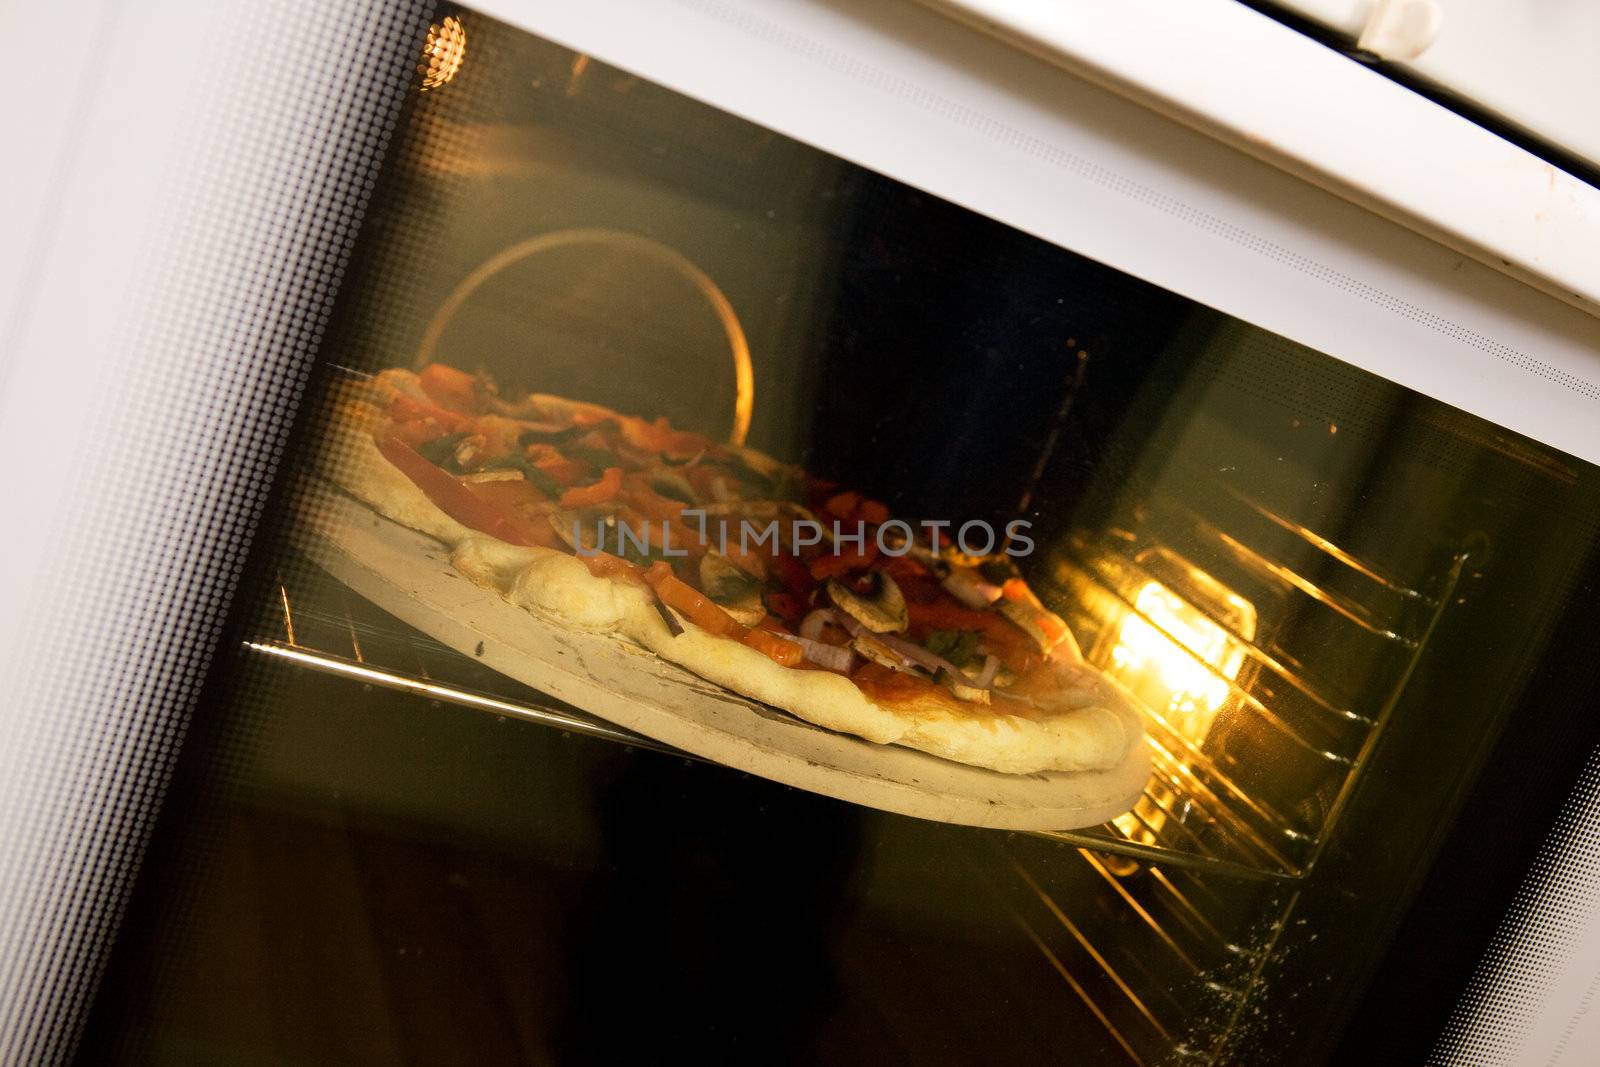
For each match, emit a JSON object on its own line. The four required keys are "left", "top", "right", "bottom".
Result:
{"left": 315, "top": 372, "right": 1136, "bottom": 774}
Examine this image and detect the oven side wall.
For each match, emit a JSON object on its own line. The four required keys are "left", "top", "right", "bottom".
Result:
{"left": 0, "top": 1, "right": 432, "bottom": 1059}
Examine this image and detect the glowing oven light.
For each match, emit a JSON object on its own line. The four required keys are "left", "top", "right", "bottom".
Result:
{"left": 1111, "top": 810, "right": 1144, "bottom": 840}
{"left": 422, "top": 16, "right": 467, "bottom": 91}
{"left": 1110, "top": 579, "right": 1252, "bottom": 746}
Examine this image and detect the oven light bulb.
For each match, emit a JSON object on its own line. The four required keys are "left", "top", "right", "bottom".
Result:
{"left": 1110, "top": 580, "right": 1249, "bottom": 744}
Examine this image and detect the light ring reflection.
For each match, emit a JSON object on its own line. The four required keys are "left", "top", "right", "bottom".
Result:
{"left": 416, "top": 228, "right": 755, "bottom": 446}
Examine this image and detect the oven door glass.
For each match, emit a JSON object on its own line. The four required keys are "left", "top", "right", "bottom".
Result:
{"left": 80, "top": 5, "right": 1600, "bottom": 1064}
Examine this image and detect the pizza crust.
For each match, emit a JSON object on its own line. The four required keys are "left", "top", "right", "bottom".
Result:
{"left": 893, "top": 699, "right": 1138, "bottom": 776}
{"left": 319, "top": 408, "right": 477, "bottom": 548}
{"left": 316, "top": 382, "right": 1139, "bottom": 775}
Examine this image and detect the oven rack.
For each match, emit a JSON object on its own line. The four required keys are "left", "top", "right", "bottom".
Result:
{"left": 252, "top": 559, "right": 1300, "bottom": 883}
{"left": 993, "top": 833, "right": 1294, "bottom": 1065}
{"left": 253, "top": 557, "right": 1305, "bottom": 1061}
{"left": 1046, "top": 466, "right": 1466, "bottom": 877}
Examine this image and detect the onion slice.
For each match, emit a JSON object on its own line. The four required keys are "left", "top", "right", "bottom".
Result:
{"left": 872, "top": 631, "right": 958, "bottom": 675}
{"left": 799, "top": 608, "right": 838, "bottom": 642}
{"left": 774, "top": 632, "right": 857, "bottom": 673}
{"left": 834, "top": 613, "right": 991, "bottom": 689}
{"left": 941, "top": 568, "right": 1003, "bottom": 609}
{"left": 856, "top": 624, "right": 993, "bottom": 691}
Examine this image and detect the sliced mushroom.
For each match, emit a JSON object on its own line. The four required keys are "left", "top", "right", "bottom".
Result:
{"left": 721, "top": 443, "right": 790, "bottom": 484}
{"left": 700, "top": 450, "right": 781, "bottom": 498}
{"left": 698, "top": 552, "right": 766, "bottom": 626}
{"left": 996, "top": 598, "right": 1072, "bottom": 656}
{"left": 452, "top": 434, "right": 488, "bottom": 469}
{"left": 996, "top": 599, "right": 1050, "bottom": 653}
{"left": 659, "top": 447, "right": 706, "bottom": 468}
{"left": 825, "top": 572, "right": 908, "bottom": 634}
{"left": 937, "top": 668, "right": 992, "bottom": 705}
{"left": 648, "top": 468, "right": 698, "bottom": 505}
{"left": 459, "top": 468, "right": 527, "bottom": 484}
{"left": 850, "top": 633, "right": 921, "bottom": 673}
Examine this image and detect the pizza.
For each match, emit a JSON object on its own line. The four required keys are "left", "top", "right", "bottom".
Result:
{"left": 314, "top": 363, "right": 1141, "bottom": 775}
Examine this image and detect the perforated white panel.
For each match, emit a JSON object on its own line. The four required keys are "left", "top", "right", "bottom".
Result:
{"left": 1432, "top": 750, "right": 1600, "bottom": 1065}
{"left": 0, "top": 0, "right": 432, "bottom": 1060}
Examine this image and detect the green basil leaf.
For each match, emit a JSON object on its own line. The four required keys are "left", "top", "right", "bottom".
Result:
{"left": 416, "top": 431, "right": 472, "bottom": 471}
{"left": 485, "top": 456, "right": 564, "bottom": 498}
{"left": 520, "top": 464, "right": 564, "bottom": 499}
{"left": 702, "top": 455, "right": 774, "bottom": 496}
{"left": 925, "top": 628, "right": 981, "bottom": 665}
{"left": 517, "top": 424, "right": 585, "bottom": 447}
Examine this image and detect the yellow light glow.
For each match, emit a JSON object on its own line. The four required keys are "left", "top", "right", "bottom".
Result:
{"left": 422, "top": 16, "right": 466, "bottom": 91}
{"left": 1110, "top": 579, "right": 1252, "bottom": 745}
{"left": 1111, "top": 811, "right": 1144, "bottom": 839}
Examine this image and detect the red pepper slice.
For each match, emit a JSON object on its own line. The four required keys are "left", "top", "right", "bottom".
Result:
{"left": 560, "top": 466, "right": 624, "bottom": 508}
{"left": 620, "top": 476, "right": 685, "bottom": 520}
{"left": 854, "top": 498, "right": 890, "bottom": 525}
{"left": 768, "top": 552, "right": 816, "bottom": 599}
{"left": 582, "top": 551, "right": 645, "bottom": 581}
{"left": 880, "top": 554, "right": 930, "bottom": 582}
{"left": 376, "top": 436, "right": 557, "bottom": 548}
{"left": 999, "top": 577, "right": 1071, "bottom": 645}
{"left": 808, "top": 542, "right": 879, "bottom": 580}
{"left": 645, "top": 563, "right": 741, "bottom": 637}
{"left": 618, "top": 415, "right": 710, "bottom": 456}
{"left": 620, "top": 478, "right": 707, "bottom": 559}
{"left": 823, "top": 490, "right": 861, "bottom": 520}
{"left": 906, "top": 598, "right": 1042, "bottom": 674}
{"left": 615, "top": 503, "right": 690, "bottom": 559}
{"left": 388, "top": 393, "right": 473, "bottom": 432}
{"left": 741, "top": 626, "right": 804, "bottom": 667}
{"left": 643, "top": 563, "right": 802, "bottom": 668}
{"left": 530, "top": 456, "right": 588, "bottom": 487}
{"left": 763, "top": 591, "right": 806, "bottom": 626}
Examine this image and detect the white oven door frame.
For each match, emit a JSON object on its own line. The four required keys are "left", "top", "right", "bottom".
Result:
{"left": 918, "top": 0, "right": 1600, "bottom": 317}
{"left": 2, "top": 0, "right": 1597, "bottom": 1062}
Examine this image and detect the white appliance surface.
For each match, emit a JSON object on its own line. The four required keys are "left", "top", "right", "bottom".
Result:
{"left": 915, "top": 0, "right": 1600, "bottom": 318}
{"left": 1276, "top": 0, "right": 1600, "bottom": 169}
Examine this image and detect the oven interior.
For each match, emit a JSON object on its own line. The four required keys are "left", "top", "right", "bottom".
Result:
{"left": 90, "top": 9, "right": 1600, "bottom": 1065}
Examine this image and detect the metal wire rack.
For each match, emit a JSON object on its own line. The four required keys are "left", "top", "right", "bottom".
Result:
{"left": 1041, "top": 464, "right": 1464, "bottom": 879}
{"left": 250, "top": 452, "right": 1460, "bottom": 886}
{"left": 246, "top": 452, "right": 1464, "bottom": 1066}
